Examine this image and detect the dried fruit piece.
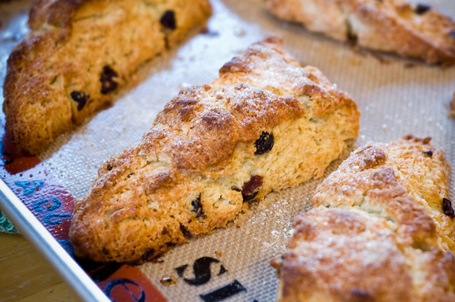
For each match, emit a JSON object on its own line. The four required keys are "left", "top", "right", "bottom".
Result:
{"left": 254, "top": 132, "right": 274, "bottom": 155}
{"left": 70, "top": 91, "right": 90, "bottom": 111}
{"left": 161, "top": 227, "right": 168, "bottom": 235}
{"left": 100, "top": 65, "right": 119, "bottom": 94}
{"left": 179, "top": 223, "right": 192, "bottom": 238}
{"left": 423, "top": 150, "right": 433, "bottom": 157}
{"left": 443, "top": 198, "right": 455, "bottom": 218}
{"left": 160, "top": 10, "right": 176, "bottom": 30}
{"left": 191, "top": 194, "right": 205, "bottom": 218}
{"left": 242, "top": 175, "right": 263, "bottom": 202}
{"left": 415, "top": 4, "right": 431, "bottom": 15}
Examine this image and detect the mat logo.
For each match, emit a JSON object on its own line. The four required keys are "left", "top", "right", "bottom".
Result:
{"left": 14, "top": 181, "right": 72, "bottom": 226}
{"left": 104, "top": 278, "right": 146, "bottom": 302}
{"left": 15, "top": 180, "right": 44, "bottom": 195}
{"left": 175, "top": 257, "right": 249, "bottom": 302}
{"left": 175, "top": 256, "right": 227, "bottom": 286}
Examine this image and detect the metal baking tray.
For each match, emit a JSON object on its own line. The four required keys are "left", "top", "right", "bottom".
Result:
{"left": 1, "top": 0, "right": 454, "bottom": 301}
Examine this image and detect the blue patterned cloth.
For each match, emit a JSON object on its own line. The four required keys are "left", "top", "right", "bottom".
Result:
{"left": 0, "top": 210, "right": 18, "bottom": 234}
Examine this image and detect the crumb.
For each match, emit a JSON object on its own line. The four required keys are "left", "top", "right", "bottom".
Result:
{"left": 234, "top": 27, "right": 245, "bottom": 37}
{"left": 215, "top": 251, "right": 222, "bottom": 257}
{"left": 151, "top": 258, "right": 165, "bottom": 264}
{"left": 160, "top": 276, "right": 176, "bottom": 286}
{"left": 349, "top": 57, "right": 362, "bottom": 66}
{"left": 200, "top": 27, "right": 219, "bottom": 36}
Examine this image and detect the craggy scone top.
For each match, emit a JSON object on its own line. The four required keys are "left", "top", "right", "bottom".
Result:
{"left": 3, "top": 0, "right": 211, "bottom": 155}
{"left": 267, "top": 0, "right": 455, "bottom": 65}
{"left": 69, "top": 37, "right": 360, "bottom": 263}
{"left": 273, "top": 136, "right": 455, "bottom": 302}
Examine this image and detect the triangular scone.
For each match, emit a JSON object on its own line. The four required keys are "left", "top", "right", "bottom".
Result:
{"left": 3, "top": 0, "right": 211, "bottom": 155}
{"left": 266, "top": 0, "right": 455, "bottom": 65}
{"left": 272, "top": 136, "right": 455, "bottom": 302}
{"left": 69, "top": 37, "right": 360, "bottom": 263}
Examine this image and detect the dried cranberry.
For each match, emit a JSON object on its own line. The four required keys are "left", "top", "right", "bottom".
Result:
{"left": 191, "top": 194, "right": 205, "bottom": 218}
{"left": 100, "top": 65, "right": 119, "bottom": 94}
{"left": 423, "top": 150, "right": 433, "bottom": 157}
{"left": 160, "top": 10, "right": 176, "bottom": 30}
{"left": 242, "top": 175, "right": 263, "bottom": 202}
{"left": 70, "top": 91, "right": 90, "bottom": 111}
{"left": 443, "top": 198, "right": 455, "bottom": 218}
{"left": 254, "top": 132, "right": 274, "bottom": 155}
{"left": 415, "top": 4, "right": 431, "bottom": 15}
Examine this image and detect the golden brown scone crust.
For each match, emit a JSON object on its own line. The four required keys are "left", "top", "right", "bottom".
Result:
{"left": 3, "top": 0, "right": 211, "bottom": 155}
{"left": 266, "top": 0, "right": 455, "bottom": 65}
{"left": 273, "top": 136, "right": 455, "bottom": 302}
{"left": 69, "top": 36, "right": 360, "bottom": 263}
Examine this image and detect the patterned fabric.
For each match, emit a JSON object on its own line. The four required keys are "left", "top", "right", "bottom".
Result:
{"left": 0, "top": 210, "right": 18, "bottom": 234}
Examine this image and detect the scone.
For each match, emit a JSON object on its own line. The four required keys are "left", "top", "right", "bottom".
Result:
{"left": 69, "top": 36, "right": 360, "bottom": 263}
{"left": 3, "top": 0, "right": 212, "bottom": 155}
{"left": 266, "top": 0, "right": 455, "bottom": 65}
{"left": 272, "top": 135, "right": 455, "bottom": 302}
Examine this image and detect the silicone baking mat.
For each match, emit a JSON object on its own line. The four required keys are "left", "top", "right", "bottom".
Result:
{"left": 1, "top": 0, "right": 454, "bottom": 301}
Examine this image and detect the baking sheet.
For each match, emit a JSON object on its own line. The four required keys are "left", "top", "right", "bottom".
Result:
{"left": 1, "top": 0, "right": 455, "bottom": 301}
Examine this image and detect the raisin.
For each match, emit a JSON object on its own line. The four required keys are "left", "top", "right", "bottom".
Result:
{"left": 254, "top": 132, "right": 274, "bottom": 155}
{"left": 107, "top": 164, "right": 113, "bottom": 171}
{"left": 70, "top": 91, "right": 90, "bottom": 111}
{"left": 351, "top": 287, "right": 373, "bottom": 299}
{"left": 415, "top": 4, "right": 431, "bottom": 15}
{"left": 100, "top": 65, "right": 118, "bottom": 94}
{"left": 160, "top": 10, "right": 176, "bottom": 30}
{"left": 450, "top": 31, "right": 455, "bottom": 39}
{"left": 191, "top": 194, "right": 205, "bottom": 218}
{"left": 443, "top": 198, "right": 455, "bottom": 218}
{"left": 180, "top": 223, "right": 192, "bottom": 238}
{"left": 242, "top": 175, "right": 263, "bottom": 202}
{"left": 423, "top": 150, "right": 433, "bottom": 157}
